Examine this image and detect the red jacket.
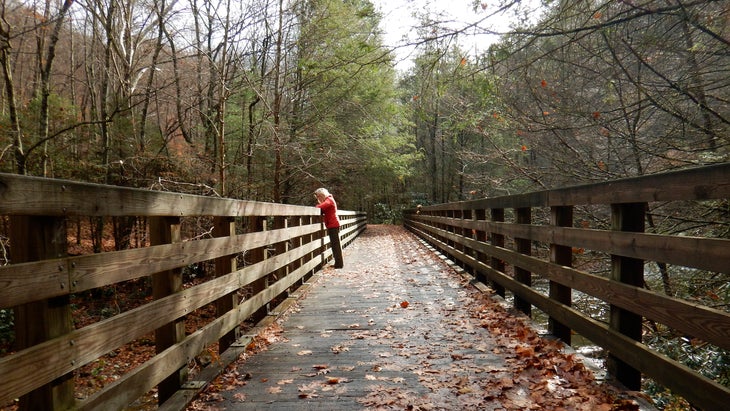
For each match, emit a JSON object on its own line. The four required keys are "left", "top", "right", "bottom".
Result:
{"left": 316, "top": 195, "right": 340, "bottom": 229}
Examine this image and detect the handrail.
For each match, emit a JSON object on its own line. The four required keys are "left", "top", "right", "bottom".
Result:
{"left": 0, "top": 173, "right": 367, "bottom": 410}
{"left": 403, "top": 163, "right": 730, "bottom": 411}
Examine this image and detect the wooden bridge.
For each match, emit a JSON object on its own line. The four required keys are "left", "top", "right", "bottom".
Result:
{"left": 0, "top": 163, "right": 728, "bottom": 410}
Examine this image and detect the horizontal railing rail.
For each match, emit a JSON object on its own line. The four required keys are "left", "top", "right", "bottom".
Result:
{"left": 0, "top": 173, "right": 366, "bottom": 410}
{"left": 403, "top": 163, "right": 730, "bottom": 411}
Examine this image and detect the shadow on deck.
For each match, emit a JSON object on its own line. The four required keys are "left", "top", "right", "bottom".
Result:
{"left": 183, "top": 225, "right": 647, "bottom": 411}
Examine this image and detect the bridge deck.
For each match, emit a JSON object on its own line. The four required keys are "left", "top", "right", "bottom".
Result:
{"left": 186, "top": 225, "right": 637, "bottom": 410}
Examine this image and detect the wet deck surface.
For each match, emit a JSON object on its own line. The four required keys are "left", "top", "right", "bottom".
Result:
{"left": 187, "top": 225, "right": 635, "bottom": 410}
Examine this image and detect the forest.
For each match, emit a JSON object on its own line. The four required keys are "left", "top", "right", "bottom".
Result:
{"left": 0, "top": 0, "right": 728, "bottom": 408}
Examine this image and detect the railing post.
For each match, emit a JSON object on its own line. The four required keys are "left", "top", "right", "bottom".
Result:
{"left": 290, "top": 216, "right": 304, "bottom": 285}
{"left": 273, "top": 216, "right": 288, "bottom": 301}
{"left": 549, "top": 206, "right": 573, "bottom": 344}
{"left": 213, "top": 216, "right": 238, "bottom": 352}
{"left": 445, "top": 210, "right": 455, "bottom": 249}
{"left": 461, "top": 209, "right": 472, "bottom": 274}
{"left": 490, "top": 208, "right": 506, "bottom": 297}
{"left": 514, "top": 207, "right": 532, "bottom": 316}
{"left": 149, "top": 216, "right": 186, "bottom": 404}
{"left": 318, "top": 217, "right": 328, "bottom": 267}
{"left": 305, "top": 216, "right": 316, "bottom": 279}
{"left": 248, "top": 216, "right": 268, "bottom": 322}
{"left": 473, "top": 208, "right": 488, "bottom": 284}
{"left": 11, "top": 216, "right": 74, "bottom": 411}
{"left": 608, "top": 203, "right": 645, "bottom": 390}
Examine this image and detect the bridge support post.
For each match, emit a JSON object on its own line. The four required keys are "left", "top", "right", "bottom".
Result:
{"left": 473, "top": 209, "right": 489, "bottom": 284}
{"left": 514, "top": 208, "right": 532, "bottom": 316}
{"left": 248, "top": 216, "right": 268, "bottom": 321}
{"left": 549, "top": 206, "right": 573, "bottom": 344}
{"left": 608, "top": 203, "right": 645, "bottom": 390}
{"left": 11, "top": 215, "right": 74, "bottom": 411}
{"left": 213, "top": 216, "right": 238, "bottom": 353}
{"left": 273, "top": 216, "right": 289, "bottom": 301}
{"left": 490, "top": 208, "right": 506, "bottom": 297}
{"left": 149, "top": 216, "right": 186, "bottom": 405}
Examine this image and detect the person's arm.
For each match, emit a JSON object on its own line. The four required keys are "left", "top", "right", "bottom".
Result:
{"left": 316, "top": 197, "right": 334, "bottom": 212}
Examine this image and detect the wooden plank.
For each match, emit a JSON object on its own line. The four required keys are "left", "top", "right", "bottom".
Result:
{"left": 214, "top": 216, "right": 238, "bottom": 353}
{"left": 0, "top": 223, "right": 321, "bottom": 308}
{"left": 411, "top": 224, "right": 730, "bottom": 411}
{"left": 411, "top": 220, "right": 730, "bottom": 351}
{"left": 77, "top": 258, "right": 321, "bottom": 411}
{"left": 490, "top": 208, "right": 506, "bottom": 297}
{"left": 514, "top": 208, "right": 532, "bottom": 316}
{"left": 158, "top": 275, "right": 319, "bottom": 411}
{"left": 549, "top": 206, "right": 573, "bottom": 344}
{"left": 0, "top": 240, "right": 322, "bottom": 404}
{"left": 0, "top": 259, "right": 68, "bottom": 308}
{"left": 414, "top": 163, "right": 730, "bottom": 211}
{"left": 0, "top": 173, "right": 320, "bottom": 217}
{"left": 428, "top": 215, "right": 729, "bottom": 274}
{"left": 11, "top": 216, "right": 74, "bottom": 411}
{"left": 150, "top": 217, "right": 187, "bottom": 404}
{"left": 607, "top": 203, "right": 645, "bottom": 390}
{"left": 548, "top": 162, "right": 730, "bottom": 205}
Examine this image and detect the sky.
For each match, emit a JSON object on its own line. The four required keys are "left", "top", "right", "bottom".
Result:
{"left": 370, "top": 0, "right": 538, "bottom": 72}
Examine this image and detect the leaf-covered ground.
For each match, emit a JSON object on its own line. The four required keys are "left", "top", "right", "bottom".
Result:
{"left": 187, "top": 225, "right": 643, "bottom": 410}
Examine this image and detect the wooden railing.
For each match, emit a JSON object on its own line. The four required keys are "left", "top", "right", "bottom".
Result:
{"left": 0, "top": 173, "right": 366, "bottom": 410}
{"left": 403, "top": 163, "right": 730, "bottom": 410}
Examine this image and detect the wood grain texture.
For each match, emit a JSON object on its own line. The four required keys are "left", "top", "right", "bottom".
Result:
{"left": 410, "top": 223, "right": 730, "bottom": 411}
{"left": 0, "top": 173, "right": 320, "bottom": 217}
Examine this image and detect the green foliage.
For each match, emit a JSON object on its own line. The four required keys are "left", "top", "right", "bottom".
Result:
{"left": 645, "top": 333, "right": 730, "bottom": 409}
{"left": 371, "top": 203, "right": 402, "bottom": 224}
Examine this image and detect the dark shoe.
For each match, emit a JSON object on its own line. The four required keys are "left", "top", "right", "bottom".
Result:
{"left": 334, "top": 264, "right": 343, "bottom": 269}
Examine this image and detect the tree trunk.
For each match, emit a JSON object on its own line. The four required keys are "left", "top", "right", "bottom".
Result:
{"left": 272, "top": 0, "right": 284, "bottom": 202}
{"left": 0, "top": 25, "right": 25, "bottom": 174}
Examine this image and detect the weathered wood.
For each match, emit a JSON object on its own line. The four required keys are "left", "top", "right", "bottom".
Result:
{"left": 157, "top": 279, "right": 315, "bottom": 411}
{"left": 423, "top": 215, "right": 729, "bottom": 274}
{"left": 78, "top": 258, "right": 322, "bottom": 411}
{"left": 514, "top": 207, "right": 531, "bottom": 316}
{"left": 410, "top": 221, "right": 730, "bottom": 411}
{"left": 10, "top": 216, "right": 74, "bottom": 411}
{"left": 490, "top": 208, "right": 506, "bottom": 297}
{"left": 0, "top": 223, "right": 321, "bottom": 308}
{"left": 273, "top": 216, "right": 290, "bottom": 303}
{"left": 0, "top": 172, "right": 366, "bottom": 410}
{"left": 547, "top": 163, "right": 730, "bottom": 205}
{"left": 0, "top": 173, "right": 321, "bottom": 217}
{"left": 608, "top": 203, "right": 645, "bottom": 390}
{"left": 150, "top": 217, "right": 187, "bottom": 404}
{"left": 415, "top": 162, "right": 730, "bottom": 211}
{"left": 248, "top": 216, "right": 269, "bottom": 324}
{"left": 410, "top": 219, "right": 730, "bottom": 351}
{"left": 214, "top": 216, "right": 238, "bottom": 353}
{"left": 473, "top": 208, "right": 489, "bottom": 285}
{"left": 549, "top": 206, "right": 572, "bottom": 344}
{"left": 0, "top": 235, "right": 326, "bottom": 405}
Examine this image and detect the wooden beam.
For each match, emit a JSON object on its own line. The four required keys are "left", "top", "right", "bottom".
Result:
{"left": 10, "top": 216, "right": 74, "bottom": 411}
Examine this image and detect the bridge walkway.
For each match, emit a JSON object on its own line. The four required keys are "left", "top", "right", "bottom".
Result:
{"left": 185, "top": 225, "right": 640, "bottom": 410}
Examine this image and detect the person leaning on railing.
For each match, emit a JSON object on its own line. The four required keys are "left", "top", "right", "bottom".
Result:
{"left": 314, "top": 187, "right": 344, "bottom": 269}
